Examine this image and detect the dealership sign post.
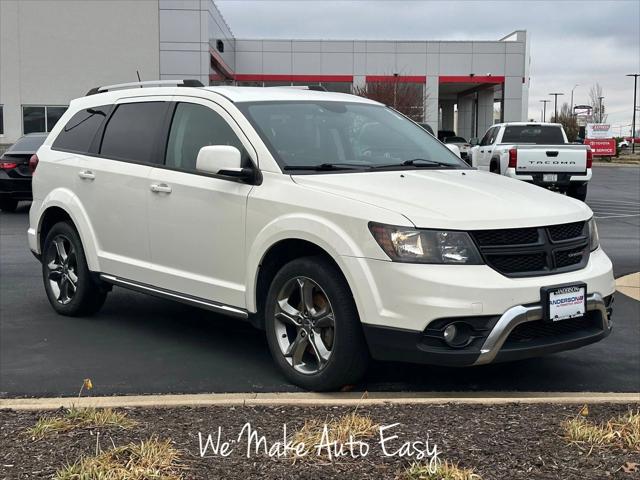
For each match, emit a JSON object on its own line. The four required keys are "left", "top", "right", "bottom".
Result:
{"left": 584, "top": 123, "right": 616, "bottom": 156}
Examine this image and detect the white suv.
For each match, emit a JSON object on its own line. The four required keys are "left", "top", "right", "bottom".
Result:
{"left": 29, "top": 80, "right": 615, "bottom": 390}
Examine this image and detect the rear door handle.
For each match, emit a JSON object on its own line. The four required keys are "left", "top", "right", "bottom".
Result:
{"left": 150, "top": 183, "right": 172, "bottom": 194}
{"left": 78, "top": 170, "right": 95, "bottom": 180}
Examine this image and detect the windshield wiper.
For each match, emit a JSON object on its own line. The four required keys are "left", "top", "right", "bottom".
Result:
{"left": 371, "top": 158, "right": 458, "bottom": 169}
{"left": 282, "top": 163, "right": 367, "bottom": 171}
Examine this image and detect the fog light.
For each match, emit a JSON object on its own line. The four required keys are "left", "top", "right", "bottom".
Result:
{"left": 442, "top": 322, "right": 473, "bottom": 348}
{"left": 443, "top": 324, "right": 457, "bottom": 345}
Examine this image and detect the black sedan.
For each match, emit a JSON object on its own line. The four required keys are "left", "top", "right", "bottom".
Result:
{"left": 0, "top": 133, "right": 47, "bottom": 212}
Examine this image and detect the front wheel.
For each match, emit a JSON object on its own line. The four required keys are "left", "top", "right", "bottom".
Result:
{"left": 42, "top": 222, "right": 107, "bottom": 316}
{"left": 568, "top": 183, "right": 588, "bottom": 202}
{"left": 264, "top": 256, "right": 369, "bottom": 391}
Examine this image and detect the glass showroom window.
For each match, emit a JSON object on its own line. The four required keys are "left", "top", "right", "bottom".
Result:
{"left": 22, "top": 105, "right": 67, "bottom": 134}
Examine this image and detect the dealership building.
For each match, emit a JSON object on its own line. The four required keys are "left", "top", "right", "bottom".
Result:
{"left": 0, "top": 0, "right": 530, "bottom": 145}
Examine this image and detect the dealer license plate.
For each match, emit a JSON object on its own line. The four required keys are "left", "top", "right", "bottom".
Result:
{"left": 544, "top": 284, "right": 586, "bottom": 322}
{"left": 543, "top": 174, "right": 558, "bottom": 182}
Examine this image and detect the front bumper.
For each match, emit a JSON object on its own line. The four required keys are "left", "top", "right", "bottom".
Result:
{"left": 363, "top": 293, "right": 613, "bottom": 366}
{"left": 341, "top": 247, "right": 615, "bottom": 366}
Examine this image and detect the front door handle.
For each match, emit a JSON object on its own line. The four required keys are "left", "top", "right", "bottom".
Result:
{"left": 78, "top": 170, "right": 95, "bottom": 180}
{"left": 150, "top": 183, "right": 172, "bottom": 194}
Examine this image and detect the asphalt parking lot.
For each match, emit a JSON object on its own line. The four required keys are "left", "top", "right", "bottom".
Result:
{"left": 1, "top": 166, "right": 638, "bottom": 397}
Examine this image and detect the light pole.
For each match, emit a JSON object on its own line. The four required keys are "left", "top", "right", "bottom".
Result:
{"left": 570, "top": 84, "right": 579, "bottom": 114}
{"left": 598, "top": 96, "right": 605, "bottom": 123}
{"left": 627, "top": 73, "right": 639, "bottom": 153}
{"left": 549, "top": 92, "right": 564, "bottom": 121}
{"left": 540, "top": 99, "right": 550, "bottom": 122}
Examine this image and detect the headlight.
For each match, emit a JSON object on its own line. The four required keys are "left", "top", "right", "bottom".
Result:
{"left": 368, "top": 222, "right": 483, "bottom": 264}
{"left": 588, "top": 217, "right": 599, "bottom": 251}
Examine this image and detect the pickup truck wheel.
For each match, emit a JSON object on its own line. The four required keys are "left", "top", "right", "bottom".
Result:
{"left": 568, "top": 183, "right": 588, "bottom": 202}
{"left": 489, "top": 161, "right": 500, "bottom": 174}
{"left": 0, "top": 199, "right": 19, "bottom": 212}
{"left": 42, "top": 221, "right": 107, "bottom": 316}
{"left": 265, "top": 256, "right": 369, "bottom": 391}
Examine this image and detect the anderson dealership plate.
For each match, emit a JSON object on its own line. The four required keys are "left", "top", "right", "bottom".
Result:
{"left": 542, "top": 283, "right": 587, "bottom": 322}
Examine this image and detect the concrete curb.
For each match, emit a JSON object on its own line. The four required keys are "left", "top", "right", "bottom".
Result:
{"left": 1, "top": 392, "right": 638, "bottom": 410}
{"left": 616, "top": 272, "right": 640, "bottom": 301}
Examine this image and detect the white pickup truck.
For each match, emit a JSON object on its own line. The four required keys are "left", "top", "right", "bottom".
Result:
{"left": 470, "top": 122, "right": 592, "bottom": 201}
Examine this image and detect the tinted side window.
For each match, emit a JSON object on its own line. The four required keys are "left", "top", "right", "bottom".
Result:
{"left": 487, "top": 126, "right": 499, "bottom": 144}
{"left": 165, "top": 102, "right": 249, "bottom": 171}
{"left": 52, "top": 105, "right": 110, "bottom": 153}
{"left": 100, "top": 102, "right": 167, "bottom": 163}
{"left": 479, "top": 127, "right": 494, "bottom": 146}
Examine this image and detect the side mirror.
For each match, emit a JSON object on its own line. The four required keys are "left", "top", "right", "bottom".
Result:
{"left": 469, "top": 138, "right": 479, "bottom": 146}
{"left": 446, "top": 144, "right": 461, "bottom": 158}
{"left": 196, "top": 145, "right": 242, "bottom": 175}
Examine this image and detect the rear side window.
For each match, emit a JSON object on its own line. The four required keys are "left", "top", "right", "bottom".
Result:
{"left": 501, "top": 125, "right": 565, "bottom": 145}
{"left": 100, "top": 102, "right": 168, "bottom": 163}
{"left": 165, "top": 102, "right": 249, "bottom": 171}
{"left": 52, "top": 105, "right": 110, "bottom": 153}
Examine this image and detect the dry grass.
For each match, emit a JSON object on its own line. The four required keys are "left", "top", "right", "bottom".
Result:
{"left": 563, "top": 410, "right": 640, "bottom": 452}
{"left": 291, "top": 412, "right": 378, "bottom": 457}
{"left": 54, "top": 437, "right": 184, "bottom": 480}
{"left": 28, "top": 407, "right": 137, "bottom": 440}
{"left": 400, "top": 460, "right": 482, "bottom": 480}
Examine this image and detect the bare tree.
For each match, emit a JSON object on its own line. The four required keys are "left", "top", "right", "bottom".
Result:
{"left": 589, "top": 83, "right": 607, "bottom": 123}
{"left": 551, "top": 102, "right": 579, "bottom": 142}
{"left": 353, "top": 77, "right": 426, "bottom": 121}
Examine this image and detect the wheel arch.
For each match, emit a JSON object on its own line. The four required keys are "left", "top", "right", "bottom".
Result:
{"left": 36, "top": 190, "right": 101, "bottom": 271}
{"left": 248, "top": 236, "right": 360, "bottom": 330}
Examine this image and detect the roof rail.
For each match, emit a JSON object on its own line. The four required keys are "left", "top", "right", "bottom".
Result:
{"left": 85, "top": 79, "right": 204, "bottom": 96}
{"left": 266, "top": 85, "right": 328, "bottom": 92}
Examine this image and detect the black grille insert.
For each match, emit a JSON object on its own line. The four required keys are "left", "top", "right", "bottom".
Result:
{"left": 554, "top": 247, "right": 588, "bottom": 268}
{"left": 472, "top": 228, "right": 539, "bottom": 246}
{"left": 548, "top": 221, "right": 586, "bottom": 242}
{"left": 470, "top": 221, "right": 589, "bottom": 277}
{"left": 487, "top": 253, "right": 546, "bottom": 273}
{"left": 505, "top": 312, "right": 602, "bottom": 346}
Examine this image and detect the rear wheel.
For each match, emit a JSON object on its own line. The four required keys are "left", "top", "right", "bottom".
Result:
{"left": 264, "top": 256, "right": 369, "bottom": 391}
{"left": 568, "top": 183, "right": 588, "bottom": 202}
{"left": 0, "top": 199, "right": 18, "bottom": 212}
{"left": 42, "top": 222, "right": 107, "bottom": 316}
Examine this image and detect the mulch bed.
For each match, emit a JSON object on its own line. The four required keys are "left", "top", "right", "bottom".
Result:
{"left": 1, "top": 402, "right": 638, "bottom": 479}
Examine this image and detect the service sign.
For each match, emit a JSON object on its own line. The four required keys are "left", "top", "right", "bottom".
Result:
{"left": 584, "top": 138, "right": 616, "bottom": 156}
{"left": 586, "top": 123, "right": 613, "bottom": 139}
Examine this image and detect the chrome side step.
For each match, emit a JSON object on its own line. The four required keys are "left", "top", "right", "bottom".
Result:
{"left": 99, "top": 274, "right": 248, "bottom": 319}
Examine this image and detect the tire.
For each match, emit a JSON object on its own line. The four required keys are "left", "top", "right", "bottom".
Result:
{"left": 489, "top": 160, "right": 500, "bottom": 174}
{"left": 264, "top": 256, "right": 369, "bottom": 391}
{"left": 568, "top": 183, "right": 588, "bottom": 202}
{"left": 0, "top": 199, "right": 18, "bottom": 212}
{"left": 42, "top": 221, "right": 107, "bottom": 316}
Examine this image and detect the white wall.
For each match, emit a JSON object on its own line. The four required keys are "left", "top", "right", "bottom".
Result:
{"left": 159, "top": 0, "right": 235, "bottom": 86}
{"left": 0, "top": 0, "right": 160, "bottom": 144}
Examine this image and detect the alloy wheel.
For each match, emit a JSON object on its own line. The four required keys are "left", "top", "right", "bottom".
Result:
{"left": 273, "top": 276, "right": 335, "bottom": 374}
{"left": 45, "top": 235, "right": 78, "bottom": 305}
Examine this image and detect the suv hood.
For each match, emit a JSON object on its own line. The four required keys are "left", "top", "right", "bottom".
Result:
{"left": 292, "top": 169, "right": 592, "bottom": 230}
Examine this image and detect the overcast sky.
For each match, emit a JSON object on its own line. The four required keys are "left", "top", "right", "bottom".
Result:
{"left": 217, "top": 0, "right": 640, "bottom": 133}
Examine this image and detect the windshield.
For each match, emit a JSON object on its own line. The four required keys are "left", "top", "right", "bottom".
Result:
{"left": 501, "top": 125, "right": 565, "bottom": 145}
{"left": 238, "top": 101, "right": 467, "bottom": 171}
{"left": 7, "top": 134, "right": 47, "bottom": 153}
{"left": 445, "top": 136, "right": 468, "bottom": 143}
